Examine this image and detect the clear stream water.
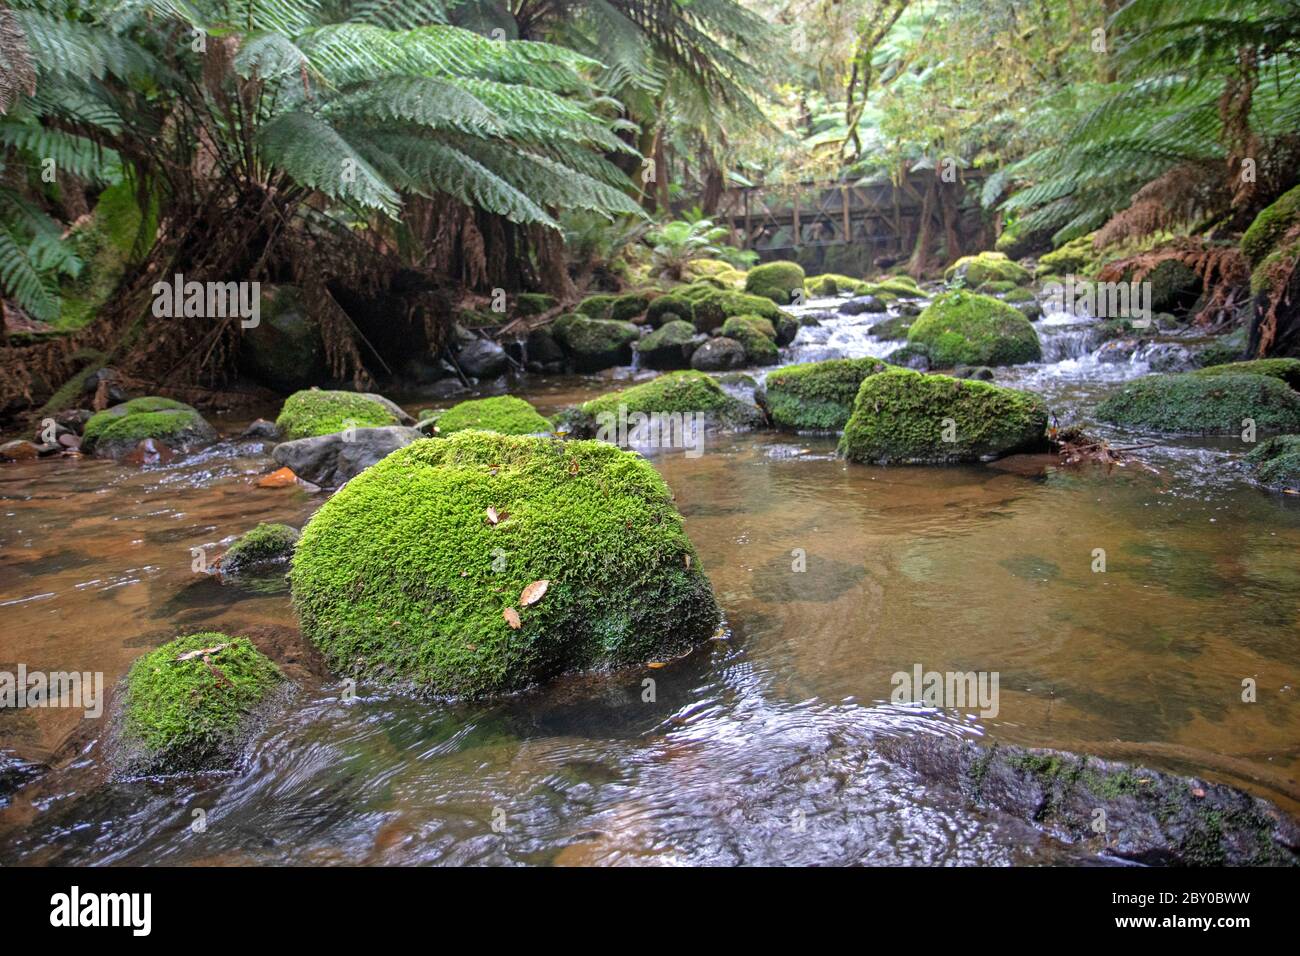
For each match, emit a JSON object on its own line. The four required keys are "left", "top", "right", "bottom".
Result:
{"left": 1, "top": 293, "right": 1297, "bottom": 865}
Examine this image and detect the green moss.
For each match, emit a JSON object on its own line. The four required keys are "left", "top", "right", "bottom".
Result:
{"left": 644, "top": 294, "right": 695, "bottom": 328}
{"left": 1246, "top": 434, "right": 1300, "bottom": 491}
{"left": 222, "top": 523, "right": 299, "bottom": 574}
{"left": 944, "top": 251, "right": 1030, "bottom": 286}
{"left": 81, "top": 396, "right": 212, "bottom": 453}
{"left": 868, "top": 315, "right": 913, "bottom": 340}
{"left": 744, "top": 260, "right": 806, "bottom": 305}
{"left": 435, "top": 396, "right": 551, "bottom": 436}
{"left": 691, "top": 289, "right": 795, "bottom": 341}
{"left": 907, "top": 291, "right": 1041, "bottom": 366}
{"left": 551, "top": 314, "right": 639, "bottom": 369}
{"left": 275, "top": 389, "right": 401, "bottom": 440}
{"left": 36, "top": 350, "right": 106, "bottom": 416}
{"left": 720, "top": 315, "right": 779, "bottom": 365}
{"left": 1038, "top": 233, "right": 1098, "bottom": 277}
{"left": 290, "top": 432, "right": 721, "bottom": 696}
{"left": 1095, "top": 373, "right": 1300, "bottom": 434}
{"left": 580, "top": 370, "right": 746, "bottom": 419}
{"left": 576, "top": 294, "right": 618, "bottom": 318}
{"left": 805, "top": 273, "right": 867, "bottom": 296}
{"left": 118, "top": 633, "right": 283, "bottom": 774}
{"left": 515, "top": 293, "right": 556, "bottom": 316}
{"left": 1241, "top": 185, "right": 1300, "bottom": 266}
{"left": 862, "top": 278, "right": 924, "bottom": 299}
{"left": 1192, "top": 358, "right": 1300, "bottom": 390}
{"left": 763, "top": 358, "right": 889, "bottom": 431}
{"left": 838, "top": 368, "right": 1048, "bottom": 464}
{"left": 57, "top": 179, "right": 154, "bottom": 331}
{"left": 634, "top": 320, "right": 697, "bottom": 369}
{"left": 609, "top": 292, "right": 651, "bottom": 322}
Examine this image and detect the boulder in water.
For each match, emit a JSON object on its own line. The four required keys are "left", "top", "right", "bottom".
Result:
{"left": 562, "top": 370, "right": 762, "bottom": 436}
{"left": 1095, "top": 372, "right": 1300, "bottom": 434}
{"left": 759, "top": 358, "right": 889, "bottom": 432}
{"left": 634, "top": 319, "right": 698, "bottom": 370}
{"left": 690, "top": 336, "right": 748, "bottom": 371}
{"left": 220, "top": 523, "right": 299, "bottom": 575}
{"left": 290, "top": 432, "right": 722, "bottom": 696}
{"left": 81, "top": 397, "right": 218, "bottom": 459}
{"left": 943, "top": 251, "right": 1031, "bottom": 286}
{"left": 838, "top": 368, "right": 1048, "bottom": 464}
{"left": 551, "top": 314, "right": 639, "bottom": 371}
{"left": 433, "top": 396, "right": 551, "bottom": 436}
{"left": 907, "top": 291, "right": 1041, "bottom": 366}
{"left": 456, "top": 338, "right": 509, "bottom": 379}
{"left": 272, "top": 425, "right": 422, "bottom": 487}
{"left": 720, "top": 315, "right": 779, "bottom": 366}
{"left": 275, "top": 389, "right": 409, "bottom": 440}
{"left": 744, "top": 261, "right": 806, "bottom": 305}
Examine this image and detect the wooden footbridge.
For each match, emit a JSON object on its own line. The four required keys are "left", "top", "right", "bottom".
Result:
{"left": 689, "top": 171, "right": 988, "bottom": 256}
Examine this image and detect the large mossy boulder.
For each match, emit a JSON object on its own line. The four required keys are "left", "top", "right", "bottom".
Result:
{"left": 838, "top": 368, "right": 1048, "bottom": 464}
{"left": 1241, "top": 185, "right": 1300, "bottom": 267}
{"left": 551, "top": 313, "right": 640, "bottom": 371}
{"left": 112, "top": 633, "right": 284, "bottom": 775}
{"left": 1095, "top": 373, "right": 1300, "bottom": 434}
{"left": 275, "top": 389, "right": 405, "bottom": 440}
{"left": 290, "top": 432, "right": 722, "bottom": 696}
{"left": 434, "top": 396, "right": 551, "bottom": 436}
{"left": 1192, "top": 358, "right": 1300, "bottom": 391}
{"left": 81, "top": 397, "right": 218, "bottom": 458}
{"left": 567, "top": 370, "right": 762, "bottom": 434}
{"left": 1246, "top": 435, "right": 1300, "bottom": 492}
{"left": 907, "top": 291, "right": 1041, "bottom": 367}
{"left": 744, "top": 260, "right": 806, "bottom": 305}
{"left": 944, "top": 251, "right": 1030, "bottom": 286}
{"left": 219, "top": 523, "right": 298, "bottom": 575}
{"left": 634, "top": 319, "right": 698, "bottom": 370}
{"left": 238, "top": 286, "right": 327, "bottom": 392}
{"left": 760, "top": 358, "right": 890, "bottom": 432}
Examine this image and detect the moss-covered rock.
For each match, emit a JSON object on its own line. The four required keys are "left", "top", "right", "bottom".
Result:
{"left": 761, "top": 358, "right": 890, "bottom": 432}
{"left": 515, "top": 293, "right": 556, "bottom": 316}
{"left": 1242, "top": 185, "right": 1300, "bottom": 267}
{"left": 610, "top": 292, "right": 651, "bottom": 322}
{"left": 1192, "top": 358, "right": 1300, "bottom": 391}
{"left": 838, "top": 368, "right": 1048, "bottom": 464}
{"left": 575, "top": 294, "right": 617, "bottom": 318}
{"left": 220, "top": 523, "right": 298, "bottom": 575}
{"left": 719, "top": 315, "right": 779, "bottom": 365}
{"left": 574, "top": 370, "right": 761, "bottom": 430}
{"left": 1037, "top": 233, "right": 1098, "bottom": 277}
{"left": 1095, "top": 373, "right": 1300, "bottom": 434}
{"left": 862, "top": 277, "right": 925, "bottom": 299}
{"left": 435, "top": 396, "right": 552, "bottom": 436}
{"left": 644, "top": 293, "right": 695, "bottom": 328}
{"left": 634, "top": 319, "right": 698, "bottom": 370}
{"left": 275, "top": 389, "right": 403, "bottom": 440}
{"left": 290, "top": 432, "right": 721, "bottom": 696}
{"left": 1246, "top": 434, "right": 1300, "bottom": 492}
{"left": 82, "top": 397, "right": 219, "bottom": 458}
{"left": 868, "top": 315, "right": 914, "bottom": 340}
{"left": 744, "top": 260, "right": 806, "bottom": 305}
{"left": 1195, "top": 327, "right": 1249, "bottom": 367}
{"left": 944, "top": 251, "right": 1031, "bottom": 286}
{"left": 551, "top": 314, "right": 640, "bottom": 371}
{"left": 690, "top": 289, "right": 797, "bottom": 343}
{"left": 805, "top": 273, "right": 867, "bottom": 297}
{"left": 112, "top": 633, "right": 284, "bottom": 775}
{"left": 907, "top": 291, "right": 1041, "bottom": 366}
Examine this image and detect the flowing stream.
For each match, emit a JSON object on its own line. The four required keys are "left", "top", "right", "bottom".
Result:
{"left": 1, "top": 291, "right": 1298, "bottom": 865}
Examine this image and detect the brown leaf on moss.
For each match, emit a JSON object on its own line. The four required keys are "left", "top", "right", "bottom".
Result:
{"left": 520, "top": 579, "right": 548, "bottom": 606}
{"left": 503, "top": 607, "right": 522, "bottom": 629}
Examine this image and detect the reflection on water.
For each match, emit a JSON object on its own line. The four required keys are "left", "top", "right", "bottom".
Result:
{"left": 2, "top": 294, "right": 1299, "bottom": 865}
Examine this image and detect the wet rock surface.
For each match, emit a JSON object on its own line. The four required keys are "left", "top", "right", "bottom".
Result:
{"left": 271, "top": 425, "right": 422, "bottom": 487}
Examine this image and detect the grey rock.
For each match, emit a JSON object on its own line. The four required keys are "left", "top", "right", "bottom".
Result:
{"left": 456, "top": 338, "right": 509, "bottom": 379}
{"left": 690, "top": 336, "right": 747, "bottom": 371}
{"left": 839, "top": 295, "right": 887, "bottom": 316}
{"left": 240, "top": 418, "right": 280, "bottom": 440}
{"left": 272, "top": 425, "right": 422, "bottom": 488}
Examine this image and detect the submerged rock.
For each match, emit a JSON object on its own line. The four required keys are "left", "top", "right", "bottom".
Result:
{"left": 0, "top": 440, "right": 42, "bottom": 461}
{"left": 272, "top": 425, "right": 422, "bottom": 487}
{"left": 275, "top": 389, "right": 408, "bottom": 440}
{"left": 878, "top": 736, "right": 1300, "bottom": 866}
{"left": 838, "top": 368, "right": 1048, "bottom": 464}
{"left": 81, "top": 397, "right": 218, "bottom": 459}
{"left": 290, "top": 432, "right": 722, "bottom": 696}
{"left": 220, "top": 523, "right": 299, "bottom": 575}
{"left": 759, "top": 358, "right": 889, "bottom": 432}
{"left": 907, "top": 291, "right": 1041, "bottom": 366}
{"left": 110, "top": 633, "right": 284, "bottom": 776}
{"left": 1095, "top": 372, "right": 1300, "bottom": 434}
{"left": 1246, "top": 434, "right": 1300, "bottom": 493}
{"left": 433, "top": 396, "right": 551, "bottom": 436}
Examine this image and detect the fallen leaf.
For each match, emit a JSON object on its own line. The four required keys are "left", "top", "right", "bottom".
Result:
{"left": 173, "top": 643, "right": 232, "bottom": 662}
{"left": 647, "top": 661, "right": 666, "bottom": 669}
{"left": 520, "top": 579, "right": 549, "bottom": 607}
{"left": 1191, "top": 787, "right": 1206, "bottom": 798}
{"left": 503, "top": 607, "right": 522, "bottom": 629}
{"left": 257, "top": 466, "right": 298, "bottom": 488}
{"left": 684, "top": 554, "right": 691, "bottom": 569}
{"left": 486, "top": 506, "right": 500, "bottom": 525}
{"left": 568, "top": 459, "right": 580, "bottom": 475}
